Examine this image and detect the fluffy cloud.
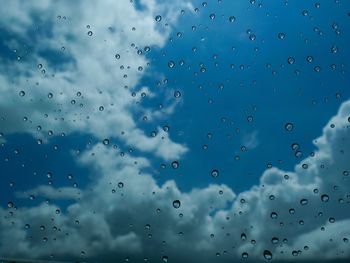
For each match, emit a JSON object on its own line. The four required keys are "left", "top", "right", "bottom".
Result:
{"left": 1, "top": 1, "right": 350, "bottom": 262}
{"left": 1, "top": 100, "right": 350, "bottom": 262}
{"left": 0, "top": 0, "right": 189, "bottom": 160}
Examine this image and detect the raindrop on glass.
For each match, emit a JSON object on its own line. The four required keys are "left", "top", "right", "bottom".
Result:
{"left": 173, "top": 200, "right": 181, "bottom": 209}
{"left": 263, "top": 250, "right": 273, "bottom": 260}
{"left": 211, "top": 169, "right": 219, "bottom": 178}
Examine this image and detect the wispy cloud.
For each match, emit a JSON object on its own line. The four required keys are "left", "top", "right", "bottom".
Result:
{"left": 242, "top": 130, "right": 259, "bottom": 150}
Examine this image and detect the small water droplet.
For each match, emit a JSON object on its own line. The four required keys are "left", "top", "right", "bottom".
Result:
{"left": 171, "top": 161, "right": 179, "bottom": 169}
{"left": 287, "top": 57, "right": 295, "bottom": 65}
{"left": 277, "top": 32, "right": 285, "bottom": 39}
{"left": 285, "top": 122, "right": 294, "bottom": 131}
{"left": 300, "top": 198, "right": 308, "bottom": 206}
{"left": 155, "top": 15, "right": 162, "bottom": 22}
{"left": 229, "top": 16, "right": 236, "bottom": 22}
{"left": 174, "top": 90, "right": 181, "bottom": 98}
{"left": 168, "top": 61, "right": 175, "bottom": 68}
{"left": 211, "top": 169, "right": 219, "bottom": 178}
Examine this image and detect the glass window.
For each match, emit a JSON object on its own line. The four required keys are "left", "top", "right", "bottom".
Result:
{"left": 1, "top": 0, "right": 350, "bottom": 262}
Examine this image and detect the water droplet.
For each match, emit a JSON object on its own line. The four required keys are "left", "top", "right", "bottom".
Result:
{"left": 209, "top": 13, "right": 216, "bottom": 20}
{"left": 302, "top": 10, "right": 309, "bottom": 16}
{"left": 229, "top": 16, "right": 236, "bottom": 22}
{"left": 277, "top": 32, "right": 285, "bottom": 39}
{"left": 7, "top": 201, "right": 14, "bottom": 208}
{"left": 155, "top": 15, "right": 162, "bottom": 22}
{"left": 249, "top": 34, "right": 256, "bottom": 41}
{"left": 287, "top": 57, "right": 295, "bottom": 65}
{"left": 271, "top": 237, "right": 279, "bottom": 244}
{"left": 306, "top": 56, "right": 313, "bottom": 63}
{"left": 321, "top": 194, "right": 329, "bottom": 202}
{"left": 263, "top": 250, "right": 273, "bottom": 260}
{"left": 19, "top": 91, "right": 25, "bottom": 97}
{"left": 162, "top": 256, "right": 168, "bottom": 262}
{"left": 295, "top": 151, "right": 303, "bottom": 158}
{"left": 174, "top": 90, "right": 181, "bottom": 98}
{"left": 270, "top": 212, "right": 278, "bottom": 219}
{"left": 314, "top": 66, "right": 321, "bottom": 72}
{"left": 285, "top": 122, "right": 294, "bottom": 131}
{"left": 211, "top": 169, "right": 219, "bottom": 178}
{"left": 331, "top": 45, "right": 338, "bottom": 53}
{"left": 168, "top": 61, "right": 175, "bottom": 68}
{"left": 103, "top": 139, "right": 109, "bottom": 145}
{"left": 118, "top": 182, "right": 124, "bottom": 188}
{"left": 171, "top": 161, "right": 179, "bottom": 169}
{"left": 300, "top": 198, "right": 308, "bottom": 206}
{"left": 87, "top": 31, "right": 93, "bottom": 36}
{"left": 242, "top": 252, "right": 248, "bottom": 259}
{"left": 291, "top": 143, "right": 300, "bottom": 150}
{"left": 172, "top": 200, "right": 181, "bottom": 208}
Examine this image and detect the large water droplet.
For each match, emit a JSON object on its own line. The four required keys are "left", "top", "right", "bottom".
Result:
{"left": 321, "top": 194, "right": 329, "bottom": 202}
{"left": 172, "top": 200, "right": 181, "bottom": 208}
{"left": 263, "top": 250, "right": 273, "bottom": 260}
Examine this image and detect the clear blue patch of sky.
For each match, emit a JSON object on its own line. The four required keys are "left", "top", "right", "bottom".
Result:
{"left": 137, "top": 0, "right": 350, "bottom": 192}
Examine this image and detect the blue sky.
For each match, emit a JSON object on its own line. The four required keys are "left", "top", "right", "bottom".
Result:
{"left": 1, "top": 0, "right": 350, "bottom": 262}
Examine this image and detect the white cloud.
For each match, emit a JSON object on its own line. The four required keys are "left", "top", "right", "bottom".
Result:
{"left": 1, "top": 1, "right": 350, "bottom": 262}
{"left": 1, "top": 100, "right": 350, "bottom": 262}
{"left": 0, "top": 0, "right": 189, "bottom": 160}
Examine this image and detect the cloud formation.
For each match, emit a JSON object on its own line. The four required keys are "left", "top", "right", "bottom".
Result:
{"left": 0, "top": 0, "right": 189, "bottom": 160}
{"left": 1, "top": 100, "right": 350, "bottom": 262}
{"left": 1, "top": 1, "right": 350, "bottom": 262}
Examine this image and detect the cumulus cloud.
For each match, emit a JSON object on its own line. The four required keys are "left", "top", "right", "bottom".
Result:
{"left": 1, "top": 100, "right": 350, "bottom": 262}
{"left": 0, "top": 0, "right": 189, "bottom": 160}
{"left": 1, "top": 1, "right": 350, "bottom": 262}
